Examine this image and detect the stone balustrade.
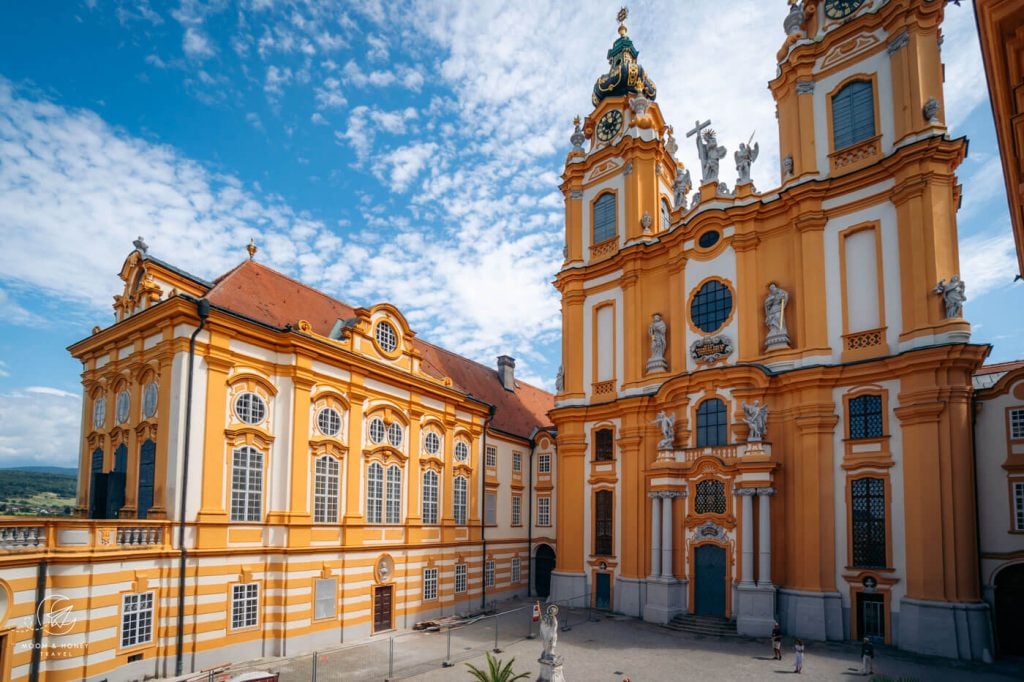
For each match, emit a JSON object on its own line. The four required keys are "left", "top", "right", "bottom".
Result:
{"left": 0, "top": 518, "right": 170, "bottom": 553}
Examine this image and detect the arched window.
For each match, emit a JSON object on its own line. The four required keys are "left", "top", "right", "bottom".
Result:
{"left": 696, "top": 398, "right": 728, "bottom": 447}
{"left": 313, "top": 456, "right": 340, "bottom": 524}
{"left": 91, "top": 448, "right": 103, "bottom": 472}
{"left": 422, "top": 470, "right": 439, "bottom": 525}
{"left": 849, "top": 394, "right": 883, "bottom": 439}
{"left": 695, "top": 479, "right": 726, "bottom": 514}
{"left": 594, "top": 490, "right": 613, "bottom": 555}
{"left": 367, "top": 462, "right": 384, "bottom": 524}
{"left": 137, "top": 440, "right": 155, "bottom": 520}
{"left": 593, "top": 193, "right": 616, "bottom": 244}
{"left": 832, "top": 80, "right": 875, "bottom": 149}
{"left": 386, "top": 464, "right": 402, "bottom": 524}
{"left": 661, "top": 198, "right": 671, "bottom": 230}
{"left": 114, "top": 443, "right": 128, "bottom": 472}
{"left": 851, "top": 477, "right": 886, "bottom": 568}
{"left": 230, "top": 446, "right": 263, "bottom": 522}
{"left": 595, "top": 428, "right": 614, "bottom": 461}
{"left": 453, "top": 475, "right": 468, "bottom": 526}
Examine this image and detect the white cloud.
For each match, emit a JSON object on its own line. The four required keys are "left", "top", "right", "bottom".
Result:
{"left": 0, "top": 387, "right": 81, "bottom": 468}
{"left": 960, "top": 229, "right": 1019, "bottom": 298}
{"left": 374, "top": 142, "right": 437, "bottom": 192}
{"left": 183, "top": 27, "right": 216, "bottom": 60}
{"left": 314, "top": 76, "right": 347, "bottom": 108}
{"left": 310, "top": 112, "right": 328, "bottom": 125}
{"left": 265, "top": 64, "right": 292, "bottom": 96}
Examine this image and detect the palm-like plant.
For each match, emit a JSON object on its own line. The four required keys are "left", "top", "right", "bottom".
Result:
{"left": 465, "top": 652, "right": 531, "bottom": 681}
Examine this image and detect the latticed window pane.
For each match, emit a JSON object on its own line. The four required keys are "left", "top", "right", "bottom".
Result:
{"left": 696, "top": 399, "right": 728, "bottom": 447}
{"left": 690, "top": 280, "right": 733, "bottom": 333}
{"left": 231, "top": 583, "right": 259, "bottom": 629}
{"left": 317, "top": 408, "right": 341, "bottom": 437}
{"left": 424, "top": 432, "right": 441, "bottom": 455}
{"left": 376, "top": 321, "right": 398, "bottom": 352}
{"left": 1010, "top": 408, "right": 1024, "bottom": 440}
{"left": 422, "top": 470, "right": 439, "bottom": 525}
{"left": 1014, "top": 482, "right": 1024, "bottom": 532}
{"left": 595, "top": 429, "right": 614, "bottom": 461}
{"left": 484, "top": 560, "right": 495, "bottom": 587}
{"left": 387, "top": 422, "right": 403, "bottom": 447}
{"left": 832, "top": 80, "right": 875, "bottom": 149}
{"left": 369, "top": 417, "right": 386, "bottom": 444}
{"left": 231, "top": 446, "right": 263, "bottom": 522}
{"left": 486, "top": 446, "right": 497, "bottom": 467}
{"left": 512, "top": 558, "right": 521, "bottom": 583}
{"left": 538, "top": 497, "right": 551, "bottom": 526}
{"left": 595, "top": 490, "right": 613, "bottom": 555}
{"left": 313, "top": 456, "right": 339, "bottom": 523}
{"left": 121, "top": 592, "right": 154, "bottom": 648}
{"left": 852, "top": 477, "right": 887, "bottom": 568}
{"left": 695, "top": 479, "right": 726, "bottom": 515}
{"left": 512, "top": 495, "right": 522, "bottom": 526}
{"left": 593, "top": 193, "right": 616, "bottom": 244}
{"left": 455, "top": 564, "right": 467, "bottom": 593}
{"left": 423, "top": 568, "right": 438, "bottom": 600}
{"left": 386, "top": 465, "right": 402, "bottom": 524}
{"left": 454, "top": 476, "right": 467, "bottom": 525}
{"left": 513, "top": 452, "right": 522, "bottom": 472}
{"left": 367, "top": 462, "right": 383, "bottom": 524}
{"left": 849, "top": 394, "right": 883, "bottom": 439}
{"left": 234, "top": 392, "right": 267, "bottom": 425}
{"left": 454, "top": 441, "right": 469, "bottom": 462}
{"left": 539, "top": 454, "right": 551, "bottom": 473}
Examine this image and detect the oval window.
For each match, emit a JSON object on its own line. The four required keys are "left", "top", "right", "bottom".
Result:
{"left": 368, "top": 417, "right": 386, "bottom": 444}
{"left": 116, "top": 390, "right": 131, "bottom": 424}
{"left": 234, "top": 392, "right": 268, "bottom": 425}
{"left": 690, "top": 280, "right": 734, "bottom": 333}
{"left": 142, "top": 383, "right": 158, "bottom": 418}
{"left": 454, "top": 441, "right": 469, "bottom": 462}
{"left": 317, "top": 407, "right": 342, "bottom": 437}
{"left": 387, "top": 422, "right": 404, "bottom": 447}
{"left": 376, "top": 321, "right": 398, "bottom": 353}
{"left": 698, "top": 231, "right": 720, "bottom": 249}
{"left": 93, "top": 397, "right": 106, "bottom": 429}
{"left": 424, "top": 432, "right": 440, "bottom": 455}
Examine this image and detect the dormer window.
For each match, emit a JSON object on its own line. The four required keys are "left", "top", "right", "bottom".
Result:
{"left": 593, "top": 193, "right": 616, "bottom": 244}
{"left": 375, "top": 321, "right": 399, "bottom": 353}
{"left": 832, "top": 80, "right": 875, "bottom": 149}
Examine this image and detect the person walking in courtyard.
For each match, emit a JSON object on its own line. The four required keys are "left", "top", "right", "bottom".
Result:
{"left": 771, "top": 621, "right": 782, "bottom": 660}
{"left": 793, "top": 639, "right": 804, "bottom": 673}
{"left": 861, "top": 637, "right": 875, "bottom": 675}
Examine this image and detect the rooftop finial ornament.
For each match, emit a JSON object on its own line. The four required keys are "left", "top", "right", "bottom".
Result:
{"left": 617, "top": 6, "right": 629, "bottom": 35}
{"left": 133, "top": 236, "right": 148, "bottom": 254}
{"left": 247, "top": 238, "right": 258, "bottom": 260}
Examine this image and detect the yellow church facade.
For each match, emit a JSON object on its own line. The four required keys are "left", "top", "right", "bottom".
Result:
{"left": 549, "top": 0, "right": 990, "bottom": 660}
{"left": 0, "top": 246, "right": 556, "bottom": 681}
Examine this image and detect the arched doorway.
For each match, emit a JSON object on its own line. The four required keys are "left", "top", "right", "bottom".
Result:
{"left": 534, "top": 544, "right": 556, "bottom": 598}
{"left": 694, "top": 544, "right": 726, "bottom": 617}
{"left": 995, "top": 563, "right": 1024, "bottom": 656}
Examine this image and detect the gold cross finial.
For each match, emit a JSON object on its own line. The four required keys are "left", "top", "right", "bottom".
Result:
{"left": 573, "top": 115, "right": 581, "bottom": 127}
{"left": 247, "top": 237, "right": 257, "bottom": 260}
{"left": 617, "top": 6, "right": 629, "bottom": 35}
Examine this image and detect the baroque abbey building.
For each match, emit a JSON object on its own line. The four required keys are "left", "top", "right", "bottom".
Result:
{"left": 549, "top": 0, "right": 991, "bottom": 660}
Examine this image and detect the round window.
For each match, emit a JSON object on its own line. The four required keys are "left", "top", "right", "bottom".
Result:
{"left": 234, "top": 392, "right": 267, "bottom": 425}
{"left": 317, "top": 407, "right": 342, "bottom": 437}
{"left": 690, "top": 280, "right": 734, "bottom": 333}
{"left": 454, "top": 441, "right": 469, "bottom": 462}
{"left": 368, "top": 417, "right": 386, "bottom": 444}
{"left": 424, "top": 432, "right": 440, "bottom": 455}
{"left": 116, "top": 390, "right": 131, "bottom": 424}
{"left": 698, "top": 230, "right": 720, "bottom": 249}
{"left": 387, "top": 422, "right": 403, "bottom": 447}
{"left": 376, "top": 321, "right": 398, "bottom": 353}
{"left": 92, "top": 397, "right": 106, "bottom": 429}
{"left": 142, "top": 383, "right": 158, "bottom": 418}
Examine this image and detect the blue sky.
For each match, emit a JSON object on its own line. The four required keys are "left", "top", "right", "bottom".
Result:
{"left": 0, "top": 1, "right": 1020, "bottom": 468}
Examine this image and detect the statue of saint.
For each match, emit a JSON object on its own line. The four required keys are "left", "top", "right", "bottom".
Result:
{"left": 646, "top": 313, "right": 668, "bottom": 373}
{"left": 933, "top": 275, "right": 966, "bottom": 318}
{"left": 734, "top": 140, "right": 759, "bottom": 184}
{"left": 555, "top": 365, "right": 564, "bottom": 393}
{"left": 540, "top": 604, "right": 559, "bottom": 660}
{"left": 673, "top": 166, "right": 692, "bottom": 208}
{"left": 742, "top": 401, "right": 769, "bottom": 442}
{"left": 764, "top": 282, "right": 791, "bottom": 349}
{"left": 653, "top": 411, "right": 676, "bottom": 450}
{"left": 696, "top": 128, "right": 728, "bottom": 184}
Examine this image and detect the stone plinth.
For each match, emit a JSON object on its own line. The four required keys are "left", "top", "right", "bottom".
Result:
{"left": 736, "top": 584, "right": 776, "bottom": 637}
{"left": 539, "top": 654, "right": 566, "bottom": 682}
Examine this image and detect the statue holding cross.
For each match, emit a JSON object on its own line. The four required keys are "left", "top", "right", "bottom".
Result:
{"left": 687, "top": 119, "right": 727, "bottom": 185}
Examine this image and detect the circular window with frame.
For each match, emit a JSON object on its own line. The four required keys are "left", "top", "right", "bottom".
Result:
{"left": 234, "top": 392, "right": 268, "bottom": 425}
{"left": 368, "top": 417, "right": 386, "bottom": 444}
{"left": 424, "top": 432, "right": 440, "bottom": 455}
{"left": 317, "top": 407, "right": 342, "bottom": 437}
{"left": 697, "top": 230, "right": 720, "bottom": 249}
{"left": 454, "top": 441, "right": 469, "bottom": 463}
{"left": 142, "top": 382, "right": 158, "bottom": 418}
{"left": 375, "top": 321, "right": 399, "bottom": 354}
{"left": 387, "top": 422, "right": 403, "bottom": 447}
{"left": 116, "top": 390, "right": 131, "bottom": 424}
{"left": 92, "top": 397, "right": 106, "bottom": 429}
{"left": 689, "top": 279, "right": 734, "bottom": 334}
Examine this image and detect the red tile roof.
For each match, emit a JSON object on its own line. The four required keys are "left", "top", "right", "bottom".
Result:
{"left": 975, "top": 360, "right": 1024, "bottom": 376}
{"left": 204, "top": 260, "right": 553, "bottom": 438}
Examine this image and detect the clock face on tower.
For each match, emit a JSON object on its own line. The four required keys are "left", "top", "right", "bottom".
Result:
{"left": 824, "top": 0, "right": 866, "bottom": 20}
{"left": 595, "top": 109, "right": 623, "bottom": 142}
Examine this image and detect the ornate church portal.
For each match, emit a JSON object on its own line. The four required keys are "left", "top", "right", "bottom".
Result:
{"left": 549, "top": 2, "right": 992, "bottom": 660}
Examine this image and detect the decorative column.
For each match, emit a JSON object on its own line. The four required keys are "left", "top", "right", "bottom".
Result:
{"left": 757, "top": 488, "right": 775, "bottom": 587}
{"left": 661, "top": 493, "right": 674, "bottom": 579}
{"left": 738, "top": 488, "right": 756, "bottom": 586}
{"left": 649, "top": 493, "right": 662, "bottom": 578}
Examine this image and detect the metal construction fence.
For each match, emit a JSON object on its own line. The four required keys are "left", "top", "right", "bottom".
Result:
{"left": 187, "top": 594, "right": 600, "bottom": 682}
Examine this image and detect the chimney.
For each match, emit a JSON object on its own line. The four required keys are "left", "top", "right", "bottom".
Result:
{"left": 497, "top": 355, "right": 516, "bottom": 391}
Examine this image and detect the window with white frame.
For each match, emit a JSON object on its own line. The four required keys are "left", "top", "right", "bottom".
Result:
{"left": 423, "top": 568, "right": 438, "bottom": 600}
{"left": 511, "top": 557, "right": 521, "bottom": 583}
{"left": 538, "top": 453, "right": 551, "bottom": 474}
{"left": 537, "top": 496, "right": 551, "bottom": 526}
{"left": 486, "top": 445, "right": 497, "bottom": 467}
{"left": 485, "top": 492, "right": 497, "bottom": 526}
{"left": 314, "top": 578, "right": 337, "bottom": 620}
{"left": 367, "top": 462, "right": 384, "bottom": 524}
{"left": 376, "top": 321, "right": 399, "bottom": 353}
{"left": 454, "top": 441, "right": 469, "bottom": 462}
{"left": 454, "top": 476, "right": 468, "bottom": 525}
{"left": 369, "top": 417, "right": 386, "bottom": 444}
{"left": 231, "top": 583, "right": 259, "bottom": 629}
{"left": 313, "top": 455, "right": 340, "bottom": 523}
{"left": 512, "top": 495, "right": 522, "bottom": 527}
{"left": 1011, "top": 408, "right": 1024, "bottom": 440}
{"left": 484, "top": 560, "right": 495, "bottom": 587}
{"left": 230, "top": 446, "right": 263, "bottom": 522}
{"left": 513, "top": 451, "right": 522, "bottom": 473}
{"left": 1014, "top": 481, "right": 1024, "bottom": 532}
{"left": 234, "top": 392, "right": 267, "bottom": 425}
{"left": 386, "top": 464, "right": 402, "bottom": 524}
{"left": 455, "top": 563, "right": 467, "bottom": 593}
{"left": 422, "top": 470, "right": 439, "bottom": 524}
{"left": 120, "top": 592, "right": 154, "bottom": 648}
{"left": 317, "top": 407, "right": 342, "bottom": 437}
{"left": 424, "top": 431, "right": 441, "bottom": 455}
{"left": 387, "top": 422, "right": 404, "bottom": 447}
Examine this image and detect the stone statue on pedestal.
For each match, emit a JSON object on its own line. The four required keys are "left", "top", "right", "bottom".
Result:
{"left": 673, "top": 166, "right": 692, "bottom": 209}
{"left": 764, "top": 282, "right": 791, "bottom": 350}
{"left": 538, "top": 604, "right": 564, "bottom": 682}
{"left": 742, "top": 401, "right": 769, "bottom": 442}
{"left": 687, "top": 119, "right": 727, "bottom": 184}
{"left": 934, "top": 275, "right": 966, "bottom": 318}
{"left": 653, "top": 411, "right": 676, "bottom": 450}
{"left": 646, "top": 313, "right": 668, "bottom": 373}
{"left": 735, "top": 139, "right": 759, "bottom": 185}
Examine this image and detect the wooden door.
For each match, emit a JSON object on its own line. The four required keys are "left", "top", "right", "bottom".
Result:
{"left": 373, "top": 585, "right": 393, "bottom": 633}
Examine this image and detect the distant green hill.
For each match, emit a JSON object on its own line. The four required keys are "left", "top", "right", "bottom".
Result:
{"left": 0, "top": 469, "right": 77, "bottom": 515}
{"left": 1, "top": 466, "right": 78, "bottom": 476}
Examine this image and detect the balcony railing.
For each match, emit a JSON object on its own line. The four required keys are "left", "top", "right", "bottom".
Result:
{"left": 656, "top": 442, "right": 772, "bottom": 464}
{"left": 0, "top": 518, "right": 171, "bottom": 554}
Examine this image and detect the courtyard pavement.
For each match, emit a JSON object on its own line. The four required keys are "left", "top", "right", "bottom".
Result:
{"left": 220, "top": 598, "right": 1024, "bottom": 682}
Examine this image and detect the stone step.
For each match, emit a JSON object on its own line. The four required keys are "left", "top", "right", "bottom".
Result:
{"left": 665, "top": 614, "right": 739, "bottom": 637}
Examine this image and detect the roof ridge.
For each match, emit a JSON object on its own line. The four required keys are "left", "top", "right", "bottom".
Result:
{"left": 211, "top": 259, "right": 357, "bottom": 312}
{"left": 415, "top": 337, "right": 552, "bottom": 395}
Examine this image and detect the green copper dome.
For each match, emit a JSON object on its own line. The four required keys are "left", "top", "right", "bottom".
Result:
{"left": 592, "top": 24, "right": 657, "bottom": 106}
